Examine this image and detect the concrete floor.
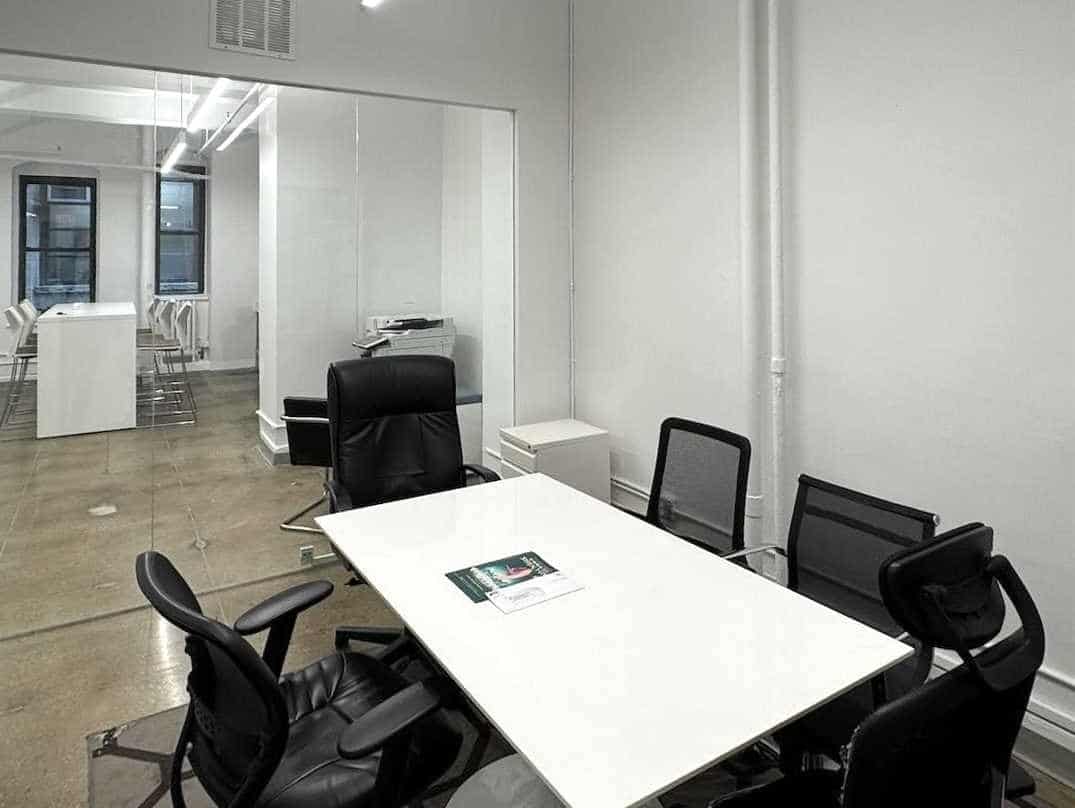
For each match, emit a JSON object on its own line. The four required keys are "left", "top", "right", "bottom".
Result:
{"left": 0, "top": 369, "right": 333, "bottom": 640}
{"left": 0, "top": 562, "right": 398, "bottom": 807}
{"left": 1, "top": 369, "right": 1073, "bottom": 807}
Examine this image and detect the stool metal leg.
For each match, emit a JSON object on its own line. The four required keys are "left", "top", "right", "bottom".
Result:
{"left": 0, "top": 357, "right": 19, "bottom": 428}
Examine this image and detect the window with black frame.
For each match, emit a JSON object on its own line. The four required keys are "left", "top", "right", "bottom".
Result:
{"left": 19, "top": 176, "right": 97, "bottom": 310}
{"left": 157, "top": 166, "right": 206, "bottom": 295}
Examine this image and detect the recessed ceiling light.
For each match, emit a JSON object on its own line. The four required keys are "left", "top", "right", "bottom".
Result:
{"left": 361, "top": 0, "right": 386, "bottom": 8}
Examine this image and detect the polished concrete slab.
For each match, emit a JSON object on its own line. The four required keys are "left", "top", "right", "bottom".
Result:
{"left": 0, "top": 562, "right": 398, "bottom": 808}
{"left": 0, "top": 369, "right": 333, "bottom": 640}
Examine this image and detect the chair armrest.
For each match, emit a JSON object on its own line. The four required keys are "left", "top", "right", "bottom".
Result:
{"left": 326, "top": 478, "right": 353, "bottom": 513}
{"left": 722, "top": 543, "right": 787, "bottom": 561}
{"left": 463, "top": 464, "right": 500, "bottom": 484}
{"left": 234, "top": 580, "right": 334, "bottom": 636}
{"left": 338, "top": 679, "right": 447, "bottom": 760}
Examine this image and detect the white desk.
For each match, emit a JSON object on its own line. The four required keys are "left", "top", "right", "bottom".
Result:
{"left": 318, "top": 474, "right": 910, "bottom": 808}
{"left": 36, "top": 302, "right": 136, "bottom": 438}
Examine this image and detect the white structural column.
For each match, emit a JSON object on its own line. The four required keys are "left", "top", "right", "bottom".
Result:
{"left": 766, "top": 0, "right": 788, "bottom": 546}
{"left": 257, "top": 87, "right": 360, "bottom": 460}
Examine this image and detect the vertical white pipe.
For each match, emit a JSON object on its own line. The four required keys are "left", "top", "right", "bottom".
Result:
{"left": 739, "top": 0, "right": 765, "bottom": 548}
{"left": 767, "top": 0, "right": 788, "bottom": 545}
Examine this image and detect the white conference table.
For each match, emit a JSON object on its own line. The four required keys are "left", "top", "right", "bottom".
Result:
{"left": 317, "top": 473, "right": 910, "bottom": 808}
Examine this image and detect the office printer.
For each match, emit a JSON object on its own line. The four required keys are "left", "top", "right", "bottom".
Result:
{"left": 354, "top": 314, "right": 457, "bottom": 358}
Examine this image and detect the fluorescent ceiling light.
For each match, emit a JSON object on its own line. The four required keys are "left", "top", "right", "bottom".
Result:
{"left": 161, "top": 137, "right": 188, "bottom": 174}
{"left": 186, "top": 77, "right": 231, "bottom": 133}
{"left": 217, "top": 95, "right": 275, "bottom": 152}
{"left": 361, "top": 0, "right": 385, "bottom": 7}
{"left": 198, "top": 83, "right": 262, "bottom": 154}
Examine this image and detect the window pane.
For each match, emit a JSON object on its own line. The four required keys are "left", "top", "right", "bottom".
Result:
{"left": 159, "top": 234, "right": 202, "bottom": 294}
{"left": 24, "top": 183, "right": 93, "bottom": 250}
{"left": 24, "top": 184, "right": 44, "bottom": 248}
{"left": 160, "top": 181, "right": 199, "bottom": 231}
{"left": 25, "top": 252, "right": 92, "bottom": 309}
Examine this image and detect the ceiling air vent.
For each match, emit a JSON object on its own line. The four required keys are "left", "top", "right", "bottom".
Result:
{"left": 210, "top": 0, "right": 296, "bottom": 60}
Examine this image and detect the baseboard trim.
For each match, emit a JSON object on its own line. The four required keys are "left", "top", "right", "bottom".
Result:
{"left": 610, "top": 475, "right": 648, "bottom": 514}
{"left": 256, "top": 408, "right": 289, "bottom": 465}
{"left": 209, "top": 360, "right": 256, "bottom": 372}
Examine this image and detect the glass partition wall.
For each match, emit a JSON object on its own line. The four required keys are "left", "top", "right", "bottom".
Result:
{"left": 0, "top": 53, "right": 515, "bottom": 641}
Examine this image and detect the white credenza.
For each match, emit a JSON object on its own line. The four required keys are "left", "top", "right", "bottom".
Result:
{"left": 36, "top": 302, "right": 137, "bottom": 438}
{"left": 498, "top": 419, "right": 610, "bottom": 502}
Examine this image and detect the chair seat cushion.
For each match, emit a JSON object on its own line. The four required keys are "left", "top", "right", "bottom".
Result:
{"left": 256, "top": 651, "right": 461, "bottom": 808}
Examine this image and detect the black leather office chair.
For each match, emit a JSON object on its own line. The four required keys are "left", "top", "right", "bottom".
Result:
{"left": 136, "top": 551, "right": 462, "bottom": 808}
{"left": 279, "top": 397, "right": 332, "bottom": 534}
{"left": 707, "top": 523, "right": 1045, "bottom": 808}
{"left": 324, "top": 355, "right": 498, "bottom": 515}
{"left": 773, "top": 475, "right": 938, "bottom": 771}
{"left": 639, "top": 418, "right": 782, "bottom": 564}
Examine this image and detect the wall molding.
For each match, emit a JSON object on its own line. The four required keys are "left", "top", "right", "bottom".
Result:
{"left": 209, "top": 360, "right": 256, "bottom": 372}
{"left": 610, "top": 475, "right": 648, "bottom": 514}
{"left": 256, "top": 408, "right": 289, "bottom": 465}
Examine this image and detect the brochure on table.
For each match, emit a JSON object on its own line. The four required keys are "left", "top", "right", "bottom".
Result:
{"left": 446, "top": 551, "right": 582, "bottom": 613}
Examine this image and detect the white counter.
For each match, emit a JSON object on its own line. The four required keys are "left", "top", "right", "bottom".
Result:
{"left": 36, "top": 302, "right": 137, "bottom": 438}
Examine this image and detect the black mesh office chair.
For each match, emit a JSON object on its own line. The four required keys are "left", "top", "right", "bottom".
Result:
{"left": 773, "top": 475, "right": 938, "bottom": 770}
{"left": 707, "top": 523, "right": 1045, "bottom": 808}
{"left": 279, "top": 397, "right": 332, "bottom": 534}
{"left": 135, "top": 551, "right": 462, "bottom": 808}
{"left": 325, "top": 355, "right": 498, "bottom": 515}
{"left": 641, "top": 418, "right": 781, "bottom": 563}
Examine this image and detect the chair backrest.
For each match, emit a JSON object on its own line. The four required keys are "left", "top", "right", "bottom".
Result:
{"left": 841, "top": 525, "right": 1044, "bottom": 807}
{"left": 18, "top": 299, "right": 38, "bottom": 329}
{"left": 146, "top": 298, "right": 160, "bottom": 332}
{"left": 175, "top": 301, "right": 194, "bottom": 346}
{"left": 327, "top": 355, "right": 465, "bottom": 509}
{"left": 645, "top": 417, "right": 751, "bottom": 556}
{"left": 283, "top": 396, "right": 332, "bottom": 468}
{"left": 787, "top": 474, "right": 937, "bottom": 635}
{"left": 135, "top": 551, "right": 287, "bottom": 806}
{"left": 3, "top": 307, "right": 24, "bottom": 356}
{"left": 156, "top": 299, "right": 176, "bottom": 340}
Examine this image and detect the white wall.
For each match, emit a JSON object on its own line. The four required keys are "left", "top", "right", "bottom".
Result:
{"left": 0, "top": 0, "right": 572, "bottom": 430}
{"left": 480, "top": 109, "right": 515, "bottom": 464}
{"left": 357, "top": 96, "right": 444, "bottom": 329}
{"left": 442, "top": 106, "right": 485, "bottom": 395}
{"left": 0, "top": 112, "right": 260, "bottom": 368}
{"left": 208, "top": 135, "right": 258, "bottom": 369}
{"left": 1, "top": 118, "right": 144, "bottom": 312}
{"left": 572, "top": 1, "right": 743, "bottom": 489}
{"left": 571, "top": 0, "right": 1075, "bottom": 762}
{"left": 782, "top": 0, "right": 1075, "bottom": 751}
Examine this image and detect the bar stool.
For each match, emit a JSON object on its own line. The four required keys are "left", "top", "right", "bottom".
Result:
{"left": 137, "top": 300, "right": 196, "bottom": 425}
{"left": 1, "top": 306, "right": 37, "bottom": 430}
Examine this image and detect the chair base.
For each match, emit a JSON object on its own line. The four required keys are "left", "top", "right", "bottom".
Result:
{"left": 280, "top": 492, "right": 328, "bottom": 534}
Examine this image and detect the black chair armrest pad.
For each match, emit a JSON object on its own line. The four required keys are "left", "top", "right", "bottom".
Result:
{"left": 337, "top": 679, "right": 447, "bottom": 759}
{"left": 326, "top": 478, "right": 354, "bottom": 513}
{"left": 463, "top": 464, "right": 500, "bottom": 484}
{"left": 234, "top": 580, "right": 334, "bottom": 635}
